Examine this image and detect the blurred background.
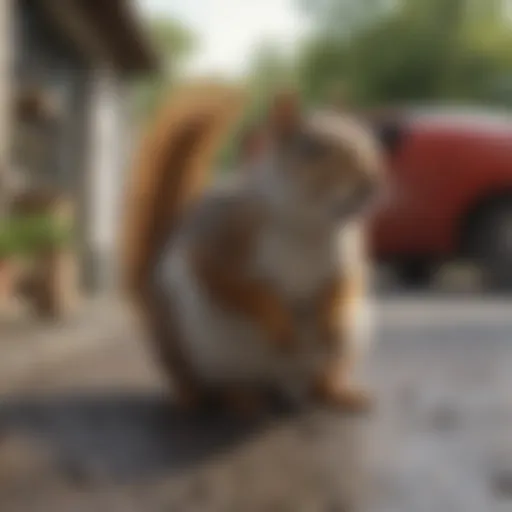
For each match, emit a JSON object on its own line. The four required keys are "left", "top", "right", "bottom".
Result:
{"left": 1, "top": 1, "right": 512, "bottom": 511}
{"left": 2, "top": 0, "right": 512, "bottom": 310}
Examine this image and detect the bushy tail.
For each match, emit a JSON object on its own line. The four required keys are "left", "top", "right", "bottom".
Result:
{"left": 121, "top": 82, "right": 245, "bottom": 303}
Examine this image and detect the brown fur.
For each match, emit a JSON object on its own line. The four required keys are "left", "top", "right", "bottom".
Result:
{"left": 190, "top": 203, "right": 296, "bottom": 353}
{"left": 236, "top": 100, "right": 377, "bottom": 411}
{"left": 123, "top": 85, "right": 381, "bottom": 414}
{"left": 313, "top": 267, "right": 372, "bottom": 413}
{"left": 315, "top": 275, "right": 346, "bottom": 348}
{"left": 121, "top": 82, "right": 246, "bottom": 406}
{"left": 122, "top": 82, "right": 245, "bottom": 295}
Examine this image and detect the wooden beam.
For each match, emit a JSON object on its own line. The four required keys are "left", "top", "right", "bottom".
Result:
{"left": 40, "top": 0, "right": 117, "bottom": 69}
{"left": 40, "top": 0, "right": 157, "bottom": 74}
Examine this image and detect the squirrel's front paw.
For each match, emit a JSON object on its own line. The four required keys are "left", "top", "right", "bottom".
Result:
{"left": 313, "top": 377, "right": 373, "bottom": 415}
{"left": 317, "top": 311, "right": 345, "bottom": 349}
{"left": 221, "top": 387, "right": 268, "bottom": 419}
{"left": 324, "top": 387, "right": 373, "bottom": 414}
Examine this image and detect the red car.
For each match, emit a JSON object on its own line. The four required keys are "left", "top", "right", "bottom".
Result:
{"left": 369, "top": 107, "right": 512, "bottom": 288}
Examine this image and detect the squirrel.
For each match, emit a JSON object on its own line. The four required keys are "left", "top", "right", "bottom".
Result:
{"left": 122, "top": 82, "right": 384, "bottom": 415}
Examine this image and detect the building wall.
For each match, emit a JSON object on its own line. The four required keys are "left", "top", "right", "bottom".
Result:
{"left": 14, "top": 0, "right": 91, "bottom": 191}
{"left": 0, "top": 0, "right": 13, "bottom": 215}
{"left": 5, "top": 0, "right": 145, "bottom": 294}
{"left": 85, "top": 68, "right": 130, "bottom": 292}
{"left": 13, "top": 1, "right": 136, "bottom": 293}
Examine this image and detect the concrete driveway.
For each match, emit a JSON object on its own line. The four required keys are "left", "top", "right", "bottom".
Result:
{"left": 0, "top": 295, "right": 511, "bottom": 511}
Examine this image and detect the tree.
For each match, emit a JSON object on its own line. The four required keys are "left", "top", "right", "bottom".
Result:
{"left": 245, "top": 42, "right": 298, "bottom": 116}
{"left": 297, "top": 0, "right": 395, "bottom": 39}
{"left": 134, "top": 18, "right": 197, "bottom": 120}
{"left": 296, "top": 0, "right": 512, "bottom": 107}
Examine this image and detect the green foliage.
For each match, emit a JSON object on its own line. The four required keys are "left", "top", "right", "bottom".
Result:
{"left": 295, "top": 0, "right": 512, "bottom": 107}
{"left": 0, "top": 215, "right": 73, "bottom": 259}
{"left": 296, "top": 37, "right": 352, "bottom": 105}
{"left": 243, "top": 42, "right": 300, "bottom": 129}
{"left": 133, "top": 18, "right": 197, "bottom": 120}
{"left": 0, "top": 225, "right": 16, "bottom": 259}
{"left": 247, "top": 42, "right": 298, "bottom": 105}
{"left": 214, "top": 42, "right": 300, "bottom": 172}
{"left": 131, "top": 2, "right": 512, "bottom": 170}
{"left": 298, "top": 0, "right": 395, "bottom": 39}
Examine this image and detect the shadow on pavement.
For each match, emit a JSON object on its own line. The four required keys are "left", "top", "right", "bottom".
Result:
{"left": 0, "top": 391, "right": 291, "bottom": 483}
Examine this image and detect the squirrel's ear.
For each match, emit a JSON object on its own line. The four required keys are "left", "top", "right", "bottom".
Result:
{"left": 267, "top": 90, "right": 301, "bottom": 141}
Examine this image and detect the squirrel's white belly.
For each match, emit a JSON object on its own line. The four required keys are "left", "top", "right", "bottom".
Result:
{"left": 159, "top": 247, "right": 330, "bottom": 398}
{"left": 156, "top": 223, "right": 373, "bottom": 399}
{"left": 259, "top": 230, "right": 334, "bottom": 302}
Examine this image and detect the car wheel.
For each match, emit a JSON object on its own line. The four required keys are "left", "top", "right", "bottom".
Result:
{"left": 395, "top": 260, "right": 433, "bottom": 288}
{"left": 469, "top": 202, "right": 512, "bottom": 291}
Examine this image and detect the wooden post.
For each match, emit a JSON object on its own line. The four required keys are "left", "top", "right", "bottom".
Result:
{"left": 0, "top": 258, "right": 19, "bottom": 312}
{"left": 34, "top": 197, "right": 78, "bottom": 319}
{"left": 13, "top": 192, "right": 79, "bottom": 319}
{"left": 33, "top": 247, "right": 78, "bottom": 319}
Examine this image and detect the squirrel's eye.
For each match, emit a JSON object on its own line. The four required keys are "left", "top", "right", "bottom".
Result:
{"left": 297, "top": 135, "right": 329, "bottom": 161}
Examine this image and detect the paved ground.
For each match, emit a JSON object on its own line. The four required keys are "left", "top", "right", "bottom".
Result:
{"left": 1, "top": 295, "right": 512, "bottom": 511}
{"left": 0, "top": 297, "right": 128, "bottom": 393}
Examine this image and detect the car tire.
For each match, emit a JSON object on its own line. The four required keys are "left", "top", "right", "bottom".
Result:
{"left": 469, "top": 201, "right": 512, "bottom": 291}
{"left": 394, "top": 260, "right": 433, "bottom": 288}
